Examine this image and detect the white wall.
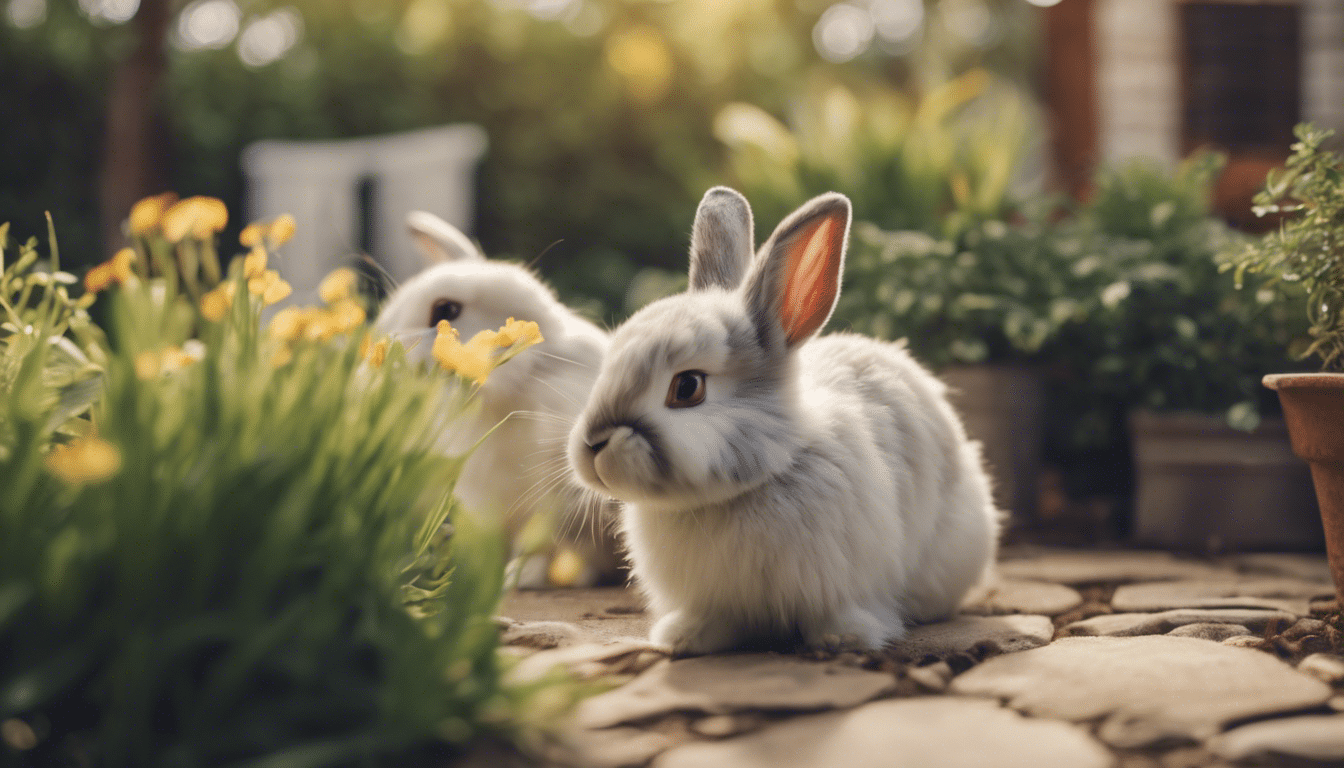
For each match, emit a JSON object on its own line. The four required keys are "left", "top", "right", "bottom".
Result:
{"left": 1095, "top": 0, "right": 1180, "bottom": 167}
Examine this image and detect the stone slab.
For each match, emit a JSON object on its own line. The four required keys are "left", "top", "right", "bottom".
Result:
{"left": 575, "top": 653, "right": 897, "bottom": 729}
{"left": 505, "top": 640, "right": 664, "bottom": 685}
{"left": 997, "top": 550, "right": 1222, "bottom": 585}
{"left": 1209, "top": 713, "right": 1344, "bottom": 761}
{"left": 1232, "top": 553, "right": 1334, "bottom": 584}
{"left": 560, "top": 726, "right": 684, "bottom": 768}
{"left": 1165, "top": 623, "right": 1252, "bottom": 642}
{"left": 962, "top": 580, "right": 1084, "bottom": 616}
{"left": 1110, "top": 577, "right": 1333, "bottom": 616}
{"left": 651, "top": 697, "right": 1115, "bottom": 768}
{"left": 1299, "top": 654, "right": 1344, "bottom": 684}
{"left": 893, "top": 614, "right": 1055, "bottom": 658}
{"left": 1059, "top": 608, "right": 1297, "bottom": 638}
{"left": 950, "top": 635, "right": 1332, "bottom": 747}
{"left": 500, "top": 586, "right": 652, "bottom": 644}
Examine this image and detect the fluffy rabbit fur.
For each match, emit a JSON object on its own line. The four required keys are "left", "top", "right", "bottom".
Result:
{"left": 568, "top": 188, "right": 999, "bottom": 653}
{"left": 377, "top": 212, "right": 617, "bottom": 582}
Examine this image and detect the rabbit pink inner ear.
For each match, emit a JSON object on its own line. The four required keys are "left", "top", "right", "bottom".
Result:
{"left": 780, "top": 214, "right": 844, "bottom": 346}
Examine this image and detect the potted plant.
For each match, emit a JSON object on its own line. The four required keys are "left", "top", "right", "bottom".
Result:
{"left": 1225, "top": 123, "right": 1344, "bottom": 600}
{"left": 1076, "top": 153, "right": 1318, "bottom": 552}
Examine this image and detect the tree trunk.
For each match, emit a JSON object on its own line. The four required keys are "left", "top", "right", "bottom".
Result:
{"left": 98, "top": 0, "right": 173, "bottom": 258}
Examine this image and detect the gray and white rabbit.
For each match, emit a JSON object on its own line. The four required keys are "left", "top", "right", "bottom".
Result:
{"left": 568, "top": 188, "right": 1000, "bottom": 653}
{"left": 377, "top": 211, "right": 619, "bottom": 584}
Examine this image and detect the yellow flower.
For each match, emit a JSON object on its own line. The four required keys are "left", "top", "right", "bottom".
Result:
{"left": 242, "top": 246, "right": 268, "bottom": 279}
{"left": 161, "top": 196, "right": 228, "bottom": 242}
{"left": 45, "top": 436, "right": 122, "bottom": 485}
{"left": 83, "top": 248, "right": 138, "bottom": 294}
{"left": 132, "top": 345, "right": 197, "bottom": 380}
{"left": 84, "top": 263, "right": 116, "bottom": 294}
{"left": 128, "top": 192, "right": 178, "bottom": 235}
{"left": 263, "top": 277, "right": 292, "bottom": 305}
{"left": 268, "top": 213, "right": 296, "bottom": 246}
{"left": 365, "top": 337, "right": 390, "bottom": 367}
{"left": 326, "top": 298, "right": 365, "bottom": 333}
{"left": 239, "top": 222, "right": 266, "bottom": 248}
{"left": 268, "top": 306, "right": 308, "bottom": 341}
{"left": 110, "top": 247, "right": 136, "bottom": 282}
{"left": 247, "top": 269, "right": 292, "bottom": 305}
{"left": 431, "top": 320, "right": 497, "bottom": 384}
{"left": 497, "top": 317, "right": 543, "bottom": 349}
{"left": 318, "top": 267, "right": 358, "bottom": 304}
{"left": 200, "top": 283, "right": 236, "bottom": 321}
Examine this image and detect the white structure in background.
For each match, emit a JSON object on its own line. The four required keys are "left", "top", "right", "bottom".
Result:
{"left": 1095, "top": 0, "right": 1344, "bottom": 167}
{"left": 241, "top": 124, "right": 488, "bottom": 302}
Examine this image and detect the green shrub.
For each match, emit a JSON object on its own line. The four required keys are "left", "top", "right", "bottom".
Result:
{"left": 833, "top": 152, "right": 1306, "bottom": 448}
{"left": 1224, "top": 123, "right": 1344, "bottom": 371}
{"left": 0, "top": 211, "right": 574, "bottom": 766}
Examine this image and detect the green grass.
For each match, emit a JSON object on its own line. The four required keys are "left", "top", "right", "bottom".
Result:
{"left": 0, "top": 218, "right": 576, "bottom": 766}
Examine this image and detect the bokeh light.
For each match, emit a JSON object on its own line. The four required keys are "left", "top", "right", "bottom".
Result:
{"left": 940, "top": 0, "right": 996, "bottom": 47}
{"left": 812, "top": 3, "right": 875, "bottom": 64}
{"left": 174, "top": 0, "right": 242, "bottom": 51}
{"left": 872, "top": 0, "right": 924, "bottom": 42}
{"left": 237, "top": 8, "right": 302, "bottom": 68}
{"left": 78, "top": 0, "right": 138, "bottom": 25}
{"left": 5, "top": 0, "right": 45, "bottom": 28}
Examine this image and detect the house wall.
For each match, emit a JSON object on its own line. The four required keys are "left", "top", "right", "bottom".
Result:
{"left": 1094, "top": 0, "right": 1344, "bottom": 168}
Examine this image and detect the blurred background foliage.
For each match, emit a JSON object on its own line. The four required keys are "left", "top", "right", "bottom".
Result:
{"left": 1, "top": 0, "right": 1046, "bottom": 322}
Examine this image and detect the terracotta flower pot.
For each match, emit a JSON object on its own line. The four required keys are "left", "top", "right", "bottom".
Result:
{"left": 1263, "top": 373, "right": 1344, "bottom": 604}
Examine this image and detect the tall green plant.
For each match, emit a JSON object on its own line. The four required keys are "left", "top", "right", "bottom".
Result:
{"left": 714, "top": 70, "right": 1032, "bottom": 242}
{"left": 0, "top": 210, "right": 572, "bottom": 765}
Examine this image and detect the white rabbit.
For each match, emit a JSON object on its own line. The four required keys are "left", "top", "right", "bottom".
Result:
{"left": 377, "top": 211, "right": 619, "bottom": 584}
{"left": 568, "top": 188, "right": 1000, "bottom": 653}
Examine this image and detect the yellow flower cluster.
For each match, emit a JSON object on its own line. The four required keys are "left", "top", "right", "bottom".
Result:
{"left": 45, "top": 435, "right": 122, "bottom": 485}
{"left": 160, "top": 196, "right": 229, "bottom": 243}
{"left": 197, "top": 246, "right": 294, "bottom": 321}
{"left": 265, "top": 268, "right": 368, "bottom": 359}
{"left": 359, "top": 336, "right": 391, "bottom": 368}
{"left": 241, "top": 247, "right": 292, "bottom": 305}
{"left": 84, "top": 247, "right": 137, "bottom": 293}
{"left": 431, "top": 317, "right": 543, "bottom": 384}
{"left": 128, "top": 192, "right": 179, "bottom": 236}
{"left": 239, "top": 214, "right": 296, "bottom": 250}
{"left": 133, "top": 341, "right": 205, "bottom": 380}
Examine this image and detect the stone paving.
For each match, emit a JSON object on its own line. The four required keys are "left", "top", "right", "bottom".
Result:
{"left": 496, "top": 549, "right": 1344, "bottom": 767}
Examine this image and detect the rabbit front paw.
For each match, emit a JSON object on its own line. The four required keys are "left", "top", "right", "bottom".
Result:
{"left": 650, "top": 609, "right": 738, "bottom": 656}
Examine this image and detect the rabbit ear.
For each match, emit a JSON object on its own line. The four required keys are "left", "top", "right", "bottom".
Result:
{"left": 688, "top": 187, "right": 755, "bottom": 292}
{"left": 407, "top": 211, "right": 485, "bottom": 264}
{"left": 744, "top": 192, "right": 850, "bottom": 349}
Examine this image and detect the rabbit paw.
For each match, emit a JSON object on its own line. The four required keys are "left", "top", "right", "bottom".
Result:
{"left": 803, "top": 606, "right": 892, "bottom": 653}
{"left": 650, "top": 609, "right": 738, "bottom": 656}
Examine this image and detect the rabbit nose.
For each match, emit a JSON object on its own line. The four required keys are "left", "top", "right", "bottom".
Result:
{"left": 586, "top": 426, "right": 615, "bottom": 454}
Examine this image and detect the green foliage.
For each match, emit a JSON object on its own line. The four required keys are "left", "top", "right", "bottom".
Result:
{"left": 1224, "top": 123, "right": 1344, "bottom": 371}
{"left": 1076, "top": 153, "right": 1304, "bottom": 433}
{"left": 834, "top": 153, "right": 1306, "bottom": 445}
{"left": 0, "top": 220, "right": 575, "bottom": 765}
{"left": 835, "top": 209, "right": 1088, "bottom": 366}
{"left": 716, "top": 70, "right": 1032, "bottom": 243}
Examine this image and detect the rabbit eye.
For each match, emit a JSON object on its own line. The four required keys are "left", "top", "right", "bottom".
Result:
{"left": 429, "top": 299, "right": 462, "bottom": 326}
{"left": 666, "top": 371, "right": 707, "bottom": 409}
